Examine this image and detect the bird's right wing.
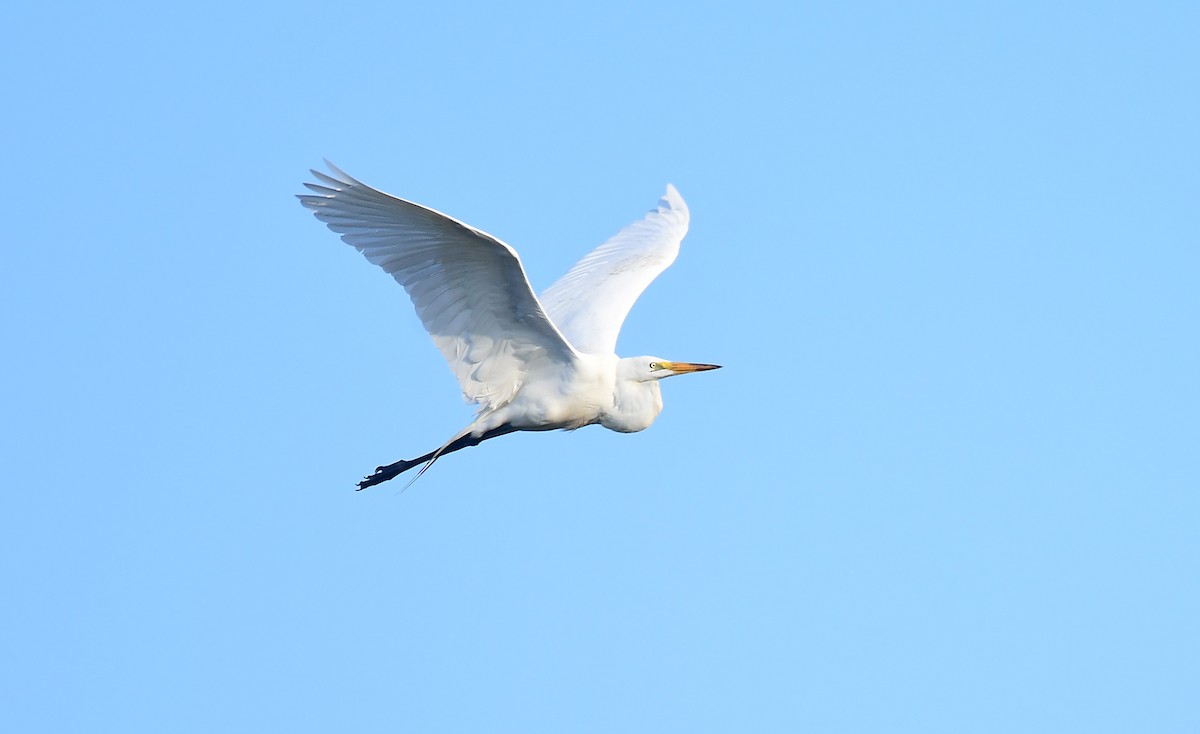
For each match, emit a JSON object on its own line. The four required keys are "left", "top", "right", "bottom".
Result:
{"left": 298, "top": 163, "right": 579, "bottom": 413}
{"left": 539, "top": 185, "right": 689, "bottom": 355}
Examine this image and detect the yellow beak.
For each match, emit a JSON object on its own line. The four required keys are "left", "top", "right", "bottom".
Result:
{"left": 664, "top": 361, "right": 722, "bottom": 374}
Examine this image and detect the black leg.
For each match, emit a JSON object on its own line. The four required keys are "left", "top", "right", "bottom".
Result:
{"left": 357, "top": 454, "right": 435, "bottom": 490}
{"left": 356, "top": 424, "right": 519, "bottom": 490}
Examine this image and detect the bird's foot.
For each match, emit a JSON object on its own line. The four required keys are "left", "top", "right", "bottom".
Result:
{"left": 356, "top": 458, "right": 421, "bottom": 490}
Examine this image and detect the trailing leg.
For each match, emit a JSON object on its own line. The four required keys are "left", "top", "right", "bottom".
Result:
{"left": 356, "top": 424, "right": 518, "bottom": 490}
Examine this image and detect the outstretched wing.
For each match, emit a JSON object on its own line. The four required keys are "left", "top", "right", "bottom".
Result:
{"left": 539, "top": 185, "right": 689, "bottom": 355}
{"left": 298, "top": 162, "right": 579, "bottom": 413}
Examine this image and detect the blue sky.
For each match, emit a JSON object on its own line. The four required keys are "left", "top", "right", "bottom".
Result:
{"left": 3, "top": 1, "right": 1197, "bottom": 731}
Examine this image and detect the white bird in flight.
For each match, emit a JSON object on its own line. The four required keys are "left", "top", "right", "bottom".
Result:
{"left": 299, "top": 162, "right": 721, "bottom": 489}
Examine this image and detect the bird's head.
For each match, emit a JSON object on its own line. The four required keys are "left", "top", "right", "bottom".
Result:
{"left": 625, "top": 357, "right": 722, "bottom": 382}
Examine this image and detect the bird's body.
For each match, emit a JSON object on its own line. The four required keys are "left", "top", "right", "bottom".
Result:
{"left": 299, "top": 163, "right": 720, "bottom": 488}
{"left": 475, "top": 352, "right": 662, "bottom": 435}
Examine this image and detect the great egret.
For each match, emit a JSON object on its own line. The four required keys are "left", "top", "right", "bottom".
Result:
{"left": 299, "top": 162, "right": 721, "bottom": 489}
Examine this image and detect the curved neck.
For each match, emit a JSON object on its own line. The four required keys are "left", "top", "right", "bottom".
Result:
{"left": 601, "top": 378, "right": 662, "bottom": 433}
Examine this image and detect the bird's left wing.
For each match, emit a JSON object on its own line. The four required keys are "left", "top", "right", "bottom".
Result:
{"left": 298, "top": 163, "right": 579, "bottom": 413}
{"left": 539, "top": 185, "right": 689, "bottom": 355}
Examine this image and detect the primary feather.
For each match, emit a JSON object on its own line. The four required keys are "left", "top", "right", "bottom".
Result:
{"left": 297, "top": 162, "right": 578, "bottom": 414}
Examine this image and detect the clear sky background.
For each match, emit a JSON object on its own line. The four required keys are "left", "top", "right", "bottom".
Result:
{"left": 3, "top": 2, "right": 1197, "bottom": 731}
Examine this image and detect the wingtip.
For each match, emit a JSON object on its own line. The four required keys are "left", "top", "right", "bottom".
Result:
{"left": 307, "top": 159, "right": 358, "bottom": 188}
{"left": 659, "top": 183, "right": 688, "bottom": 216}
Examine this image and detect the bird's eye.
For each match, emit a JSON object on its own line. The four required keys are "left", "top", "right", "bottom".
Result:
{"left": 649, "top": 362, "right": 659, "bottom": 370}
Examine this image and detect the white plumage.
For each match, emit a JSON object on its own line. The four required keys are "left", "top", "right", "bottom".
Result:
{"left": 540, "top": 184, "right": 688, "bottom": 355}
{"left": 299, "top": 162, "right": 719, "bottom": 488}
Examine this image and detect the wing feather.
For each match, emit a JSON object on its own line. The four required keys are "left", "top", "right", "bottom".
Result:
{"left": 539, "top": 185, "right": 689, "bottom": 355}
{"left": 298, "top": 162, "right": 578, "bottom": 413}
